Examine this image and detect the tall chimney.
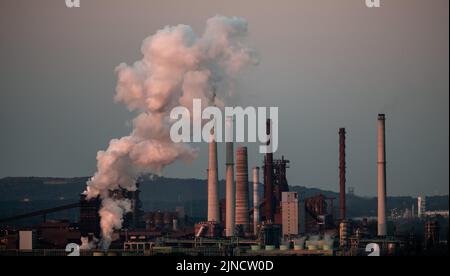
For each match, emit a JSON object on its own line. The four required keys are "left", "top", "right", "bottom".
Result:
{"left": 377, "top": 114, "right": 387, "bottom": 236}
{"left": 207, "top": 126, "right": 219, "bottom": 222}
{"left": 253, "top": 166, "right": 260, "bottom": 235}
{"left": 339, "top": 128, "right": 346, "bottom": 221}
{"left": 236, "top": 146, "right": 249, "bottom": 232}
{"left": 263, "top": 119, "right": 274, "bottom": 222}
{"left": 225, "top": 117, "right": 235, "bottom": 237}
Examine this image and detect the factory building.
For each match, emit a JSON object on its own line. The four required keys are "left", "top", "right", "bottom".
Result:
{"left": 19, "top": 230, "right": 36, "bottom": 250}
{"left": 424, "top": 220, "right": 440, "bottom": 249}
{"left": 195, "top": 221, "right": 223, "bottom": 238}
{"left": 79, "top": 194, "right": 101, "bottom": 239}
{"left": 281, "top": 192, "right": 299, "bottom": 237}
{"left": 124, "top": 183, "right": 145, "bottom": 229}
{"left": 418, "top": 196, "right": 426, "bottom": 218}
{"left": 304, "top": 194, "right": 335, "bottom": 234}
{"left": 339, "top": 220, "right": 351, "bottom": 248}
{"left": 143, "top": 209, "right": 188, "bottom": 231}
{"left": 272, "top": 157, "right": 290, "bottom": 224}
{"left": 108, "top": 184, "right": 145, "bottom": 230}
{"left": 257, "top": 223, "right": 281, "bottom": 248}
{"left": 38, "top": 220, "right": 81, "bottom": 248}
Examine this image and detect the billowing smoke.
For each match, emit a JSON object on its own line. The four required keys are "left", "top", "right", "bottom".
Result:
{"left": 84, "top": 15, "right": 257, "bottom": 249}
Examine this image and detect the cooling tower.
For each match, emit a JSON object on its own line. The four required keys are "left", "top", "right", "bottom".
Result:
{"left": 339, "top": 128, "right": 346, "bottom": 221}
{"left": 377, "top": 114, "right": 387, "bottom": 236}
{"left": 207, "top": 128, "right": 220, "bottom": 222}
{"left": 236, "top": 146, "right": 249, "bottom": 232}
{"left": 225, "top": 117, "right": 235, "bottom": 237}
{"left": 253, "top": 166, "right": 260, "bottom": 235}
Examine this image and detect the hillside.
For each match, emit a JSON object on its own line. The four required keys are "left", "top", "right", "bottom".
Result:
{"left": 0, "top": 176, "right": 448, "bottom": 224}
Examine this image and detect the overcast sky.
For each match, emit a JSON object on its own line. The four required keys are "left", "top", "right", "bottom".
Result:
{"left": 0, "top": 0, "right": 448, "bottom": 197}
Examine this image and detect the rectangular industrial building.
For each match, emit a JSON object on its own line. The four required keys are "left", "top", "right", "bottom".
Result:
{"left": 19, "top": 230, "right": 34, "bottom": 250}
{"left": 281, "top": 192, "right": 299, "bottom": 236}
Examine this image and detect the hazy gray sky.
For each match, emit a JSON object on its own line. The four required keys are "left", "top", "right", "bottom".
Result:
{"left": 0, "top": 0, "right": 448, "bottom": 196}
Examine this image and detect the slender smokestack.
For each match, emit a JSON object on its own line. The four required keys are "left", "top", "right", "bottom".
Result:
{"left": 263, "top": 119, "right": 274, "bottom": 222}
{"left": 207, "top": 127, "right": 219, "bottom": 222}
{"left": 225, "top": 117, "right": 235, "bottom": 237}
{"left": 236, "top": 146, "right": 249, "bottom": 232}
{"left": 339, "top": 128, "right": 346, "bottom": 221}
{"left": 253, "top": 167, "right": 260, "bottom": 235}
{"left": 377, "top": 114, "right": 387, "bottom": 236}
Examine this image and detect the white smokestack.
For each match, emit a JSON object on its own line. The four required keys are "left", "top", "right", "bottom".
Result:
{"left": 225, "top": 116, "right": 235, "bottom": 237}
{"left": 253, "top": 166, "right": 260, "bottom": 235}
{"left": 377, "top": 114, "right": 387, "bottom": 236}
{"left": 207, "top": 127, "right": 219, "bottom": 222}
{"left": 83, "top": 16, "right": 257, "bottom": 248}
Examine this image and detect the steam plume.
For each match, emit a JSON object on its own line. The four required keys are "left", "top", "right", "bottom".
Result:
{"left": 84, "top": 15, "right": 257, "bottom": 249}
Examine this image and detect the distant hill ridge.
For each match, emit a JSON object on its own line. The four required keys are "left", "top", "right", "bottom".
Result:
{"left": 0, "top": 176, "right": 448, "bottom": 218}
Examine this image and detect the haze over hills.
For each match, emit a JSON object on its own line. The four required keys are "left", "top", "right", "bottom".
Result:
{"left": 0, "top": 176, "right": 448, "bottom": 224}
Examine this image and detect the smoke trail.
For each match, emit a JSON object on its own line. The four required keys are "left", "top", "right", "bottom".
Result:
{"left": 84, "top": 15, "right": 257, "bottom": 249}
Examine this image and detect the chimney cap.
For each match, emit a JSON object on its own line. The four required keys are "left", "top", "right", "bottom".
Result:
{"left": 378, "top": 113, "right": 386, "bottom": 119}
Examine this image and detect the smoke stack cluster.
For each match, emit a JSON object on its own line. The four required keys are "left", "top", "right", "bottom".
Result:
{"left": 235, "top": 146, "right": 249, "bottom": 231}
{"left": 377, "top": 114, "right": 387, "bottom": 236}
{"left": 339, "top": 128, "right": 346, "bottom": 221}
{"left": 225, "top": 117, "right": 235, "bottom": 237}
{"left": 207, "top": 128, "right": 219, "bottom": 222}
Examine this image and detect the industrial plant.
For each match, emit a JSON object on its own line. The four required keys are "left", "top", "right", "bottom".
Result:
{"left": 0, "top": 0, "right": 448, "bottom": 264}
{"left": 0, "top": 114, "right": 447, "bottom": 256}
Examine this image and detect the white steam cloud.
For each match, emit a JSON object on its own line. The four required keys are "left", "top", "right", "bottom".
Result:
{"left": 84, "top": 15, "right": 257, "bottom": 249}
